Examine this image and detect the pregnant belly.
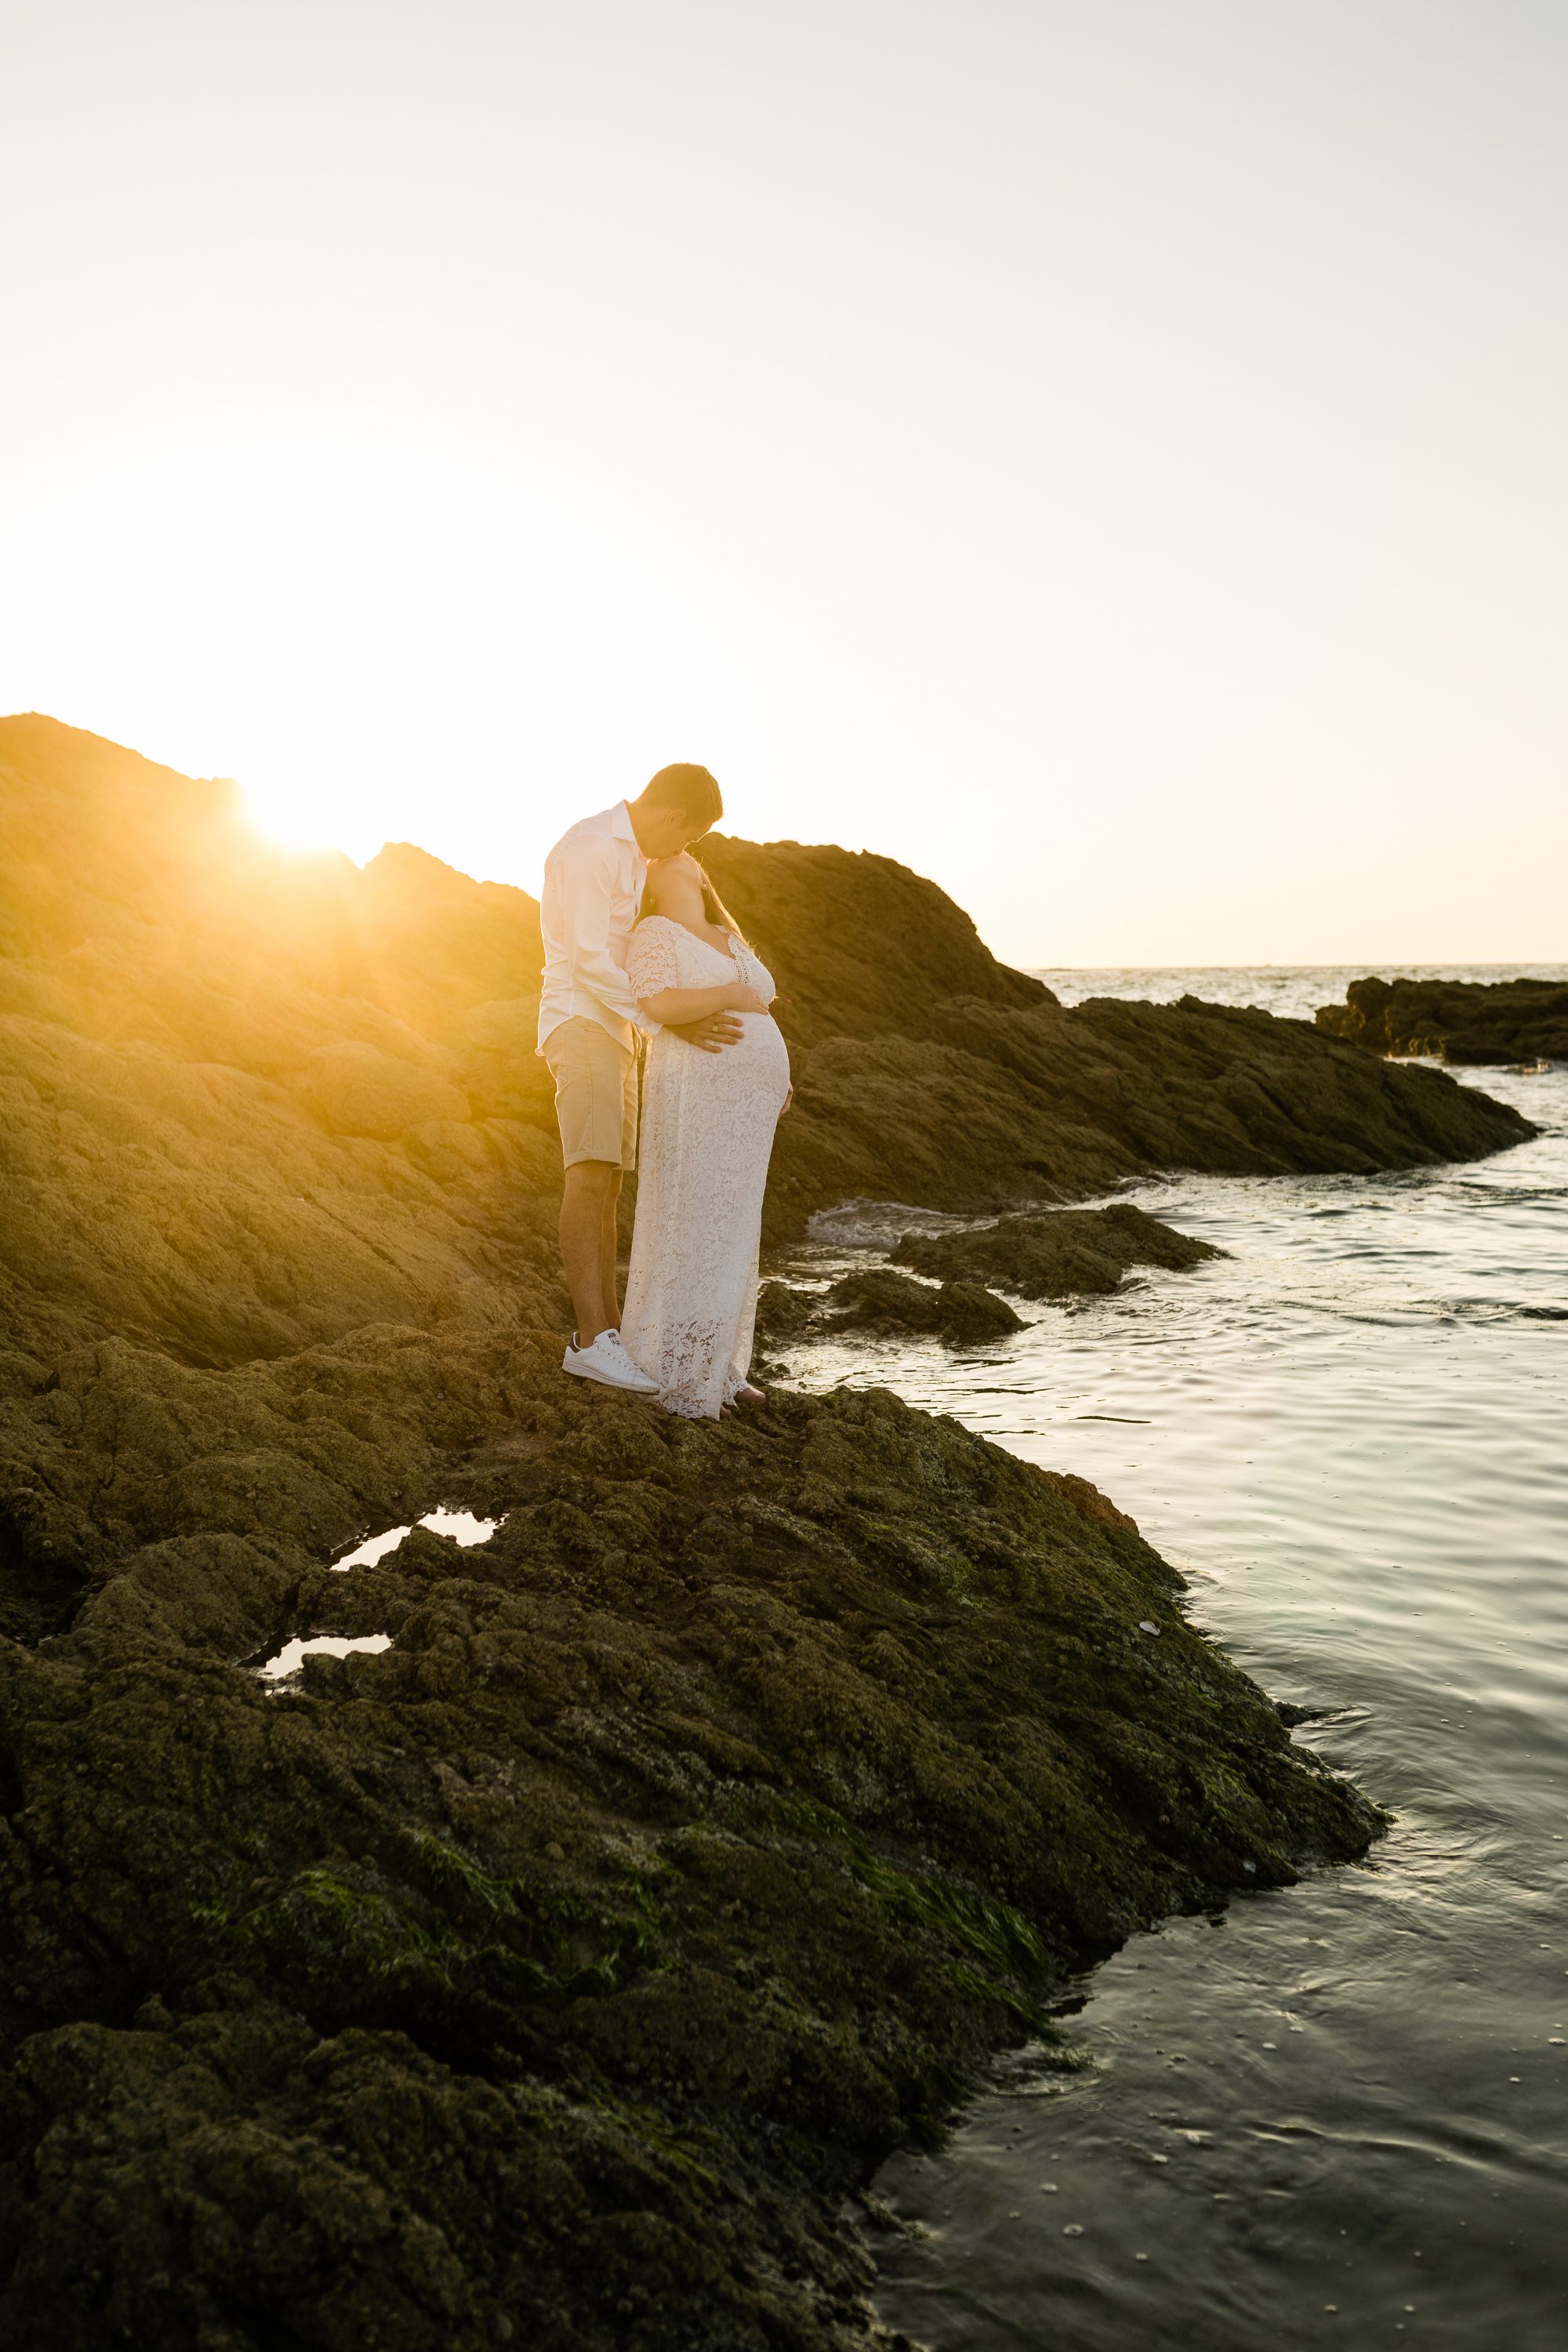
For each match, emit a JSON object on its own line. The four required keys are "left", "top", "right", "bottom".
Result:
{"left": 728, "top": 1014, "right": 791, "bottom": 1097}
{"left": 654, "top": 1014, "right": 789, "bottom": 1103}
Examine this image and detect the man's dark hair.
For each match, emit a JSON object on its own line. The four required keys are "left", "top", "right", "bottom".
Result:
{"left": 640, "top": 762, "right": 724, "bottom": 831}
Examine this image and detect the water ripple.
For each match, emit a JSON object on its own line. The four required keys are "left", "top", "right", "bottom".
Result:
{"left": 789, "top": 1036, "right": 1568, "bottom": 2350}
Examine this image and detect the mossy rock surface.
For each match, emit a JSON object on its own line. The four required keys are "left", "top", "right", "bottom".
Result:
{"left": 0, "top": 1359, "right": 1378, "bottom": 2350}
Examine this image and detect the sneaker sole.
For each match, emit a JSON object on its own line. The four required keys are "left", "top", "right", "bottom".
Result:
{"left": 562, "top": 1356, "right": 659, "bottom": 1395}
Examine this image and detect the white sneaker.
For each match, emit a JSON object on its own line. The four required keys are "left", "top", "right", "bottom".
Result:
{"left": 562, "top": 1329, "right": 660, "bottom": 1395}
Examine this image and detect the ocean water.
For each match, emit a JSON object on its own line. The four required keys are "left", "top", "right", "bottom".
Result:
{"left": 783, "top": 967, "right": 1568, "bottom": 2350}
{"left": 1031, "top": 961, "right": 1568, "bottom": 1023}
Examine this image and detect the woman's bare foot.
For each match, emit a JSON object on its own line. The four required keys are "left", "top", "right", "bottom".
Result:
{"left": 734, "top": 1383, "right": 767, "bottom": 1406}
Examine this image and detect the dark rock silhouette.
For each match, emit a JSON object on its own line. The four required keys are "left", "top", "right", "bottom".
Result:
{"left": 1315, "top": 973, "right": 1568, "bottom": 1065}
{"left": 0, "top": 713, "right": 1530, "bottom": 2348}
{"left": 760, "top": 1268, "right": 1027, "bottom": 1345}
{"left": 891, "top": 1202, "right": 1224, "bottom": 1298}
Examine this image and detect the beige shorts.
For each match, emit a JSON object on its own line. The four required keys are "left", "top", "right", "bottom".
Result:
{"left": 544, "top": 1017, "right": 639, "bottom": 1170}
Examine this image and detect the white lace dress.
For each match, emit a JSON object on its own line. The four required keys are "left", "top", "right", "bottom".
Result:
{"left": 620, "top": 918, "right": 792, "bottom": 1418}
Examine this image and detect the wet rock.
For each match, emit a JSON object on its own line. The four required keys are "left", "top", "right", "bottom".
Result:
{"left": 891, "top": 1203, "right": 1223, "bottom": 1298}
{"left": 753, "top": 996, "right": 1535, "bottom": 1242}
{"left": 754, "top": 1279, "right": 822, "bottom": 1345}
{"left": 756, "top": 1272, "right": 1024, "bottom": 1348}
{"left": 0, "top": 1370, "right": 1379, "bottom": 2349}
{"left": 818, "top": 1269, "right": 1025, "bottom": 1343}
{"left": 1315, "top": 975, "right": 1568, "bottom": 1065}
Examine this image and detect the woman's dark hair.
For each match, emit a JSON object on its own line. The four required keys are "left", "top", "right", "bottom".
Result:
{"left": 697, "top": 865, "right": 747, "bottom": 944}
{"left": 641, "top": 762, "right": 724, "bottom": 831}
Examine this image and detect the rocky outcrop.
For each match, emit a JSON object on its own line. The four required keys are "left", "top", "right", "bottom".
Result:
{"left": 820, "top": 1269, "right": 1025, "bottom": 1342}
{"left": 0, "top": 713, "right": 1528, "bottom": 2348}
{"left": 756, "top": 1203, "right": 1219, "bottom": 1353}
{"left": 698, "top": 842, "right": 1535, "bottom": 1236}
{"left": 0, "top": 1342, "right": 1377, "bottom": 2351}
{"left": 757, "top": 1269, "right": 1025, "bottom": 1348}
{"left": 1315, "top": 974, "right": 1568, "bottom": 1065}
{"left": 0, "top": 719, "right": 1534, "bottom": 1385}
{"left": 754, "top": 1279, "right": 824, "bottom": 1346}
{"left": 891, "top": 1203, "right": 1224, "bottom": 1298}
{"left": 0, "top": 718, "right": 567, "bottom": 1371}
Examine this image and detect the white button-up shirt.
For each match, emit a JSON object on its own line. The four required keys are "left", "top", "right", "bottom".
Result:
{"left": 536, "top": 801, "right": 653, "bottom": 1055}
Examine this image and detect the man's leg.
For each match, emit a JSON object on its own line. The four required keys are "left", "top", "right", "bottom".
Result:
{"left": 601, "top": 1170, "right": 624, "bottom": 1329}
{"left": 601, "top": 1043, "right": 639, "bottom": 1330}
{"left": 549, "top": 1019, "right": 639, "bottom": 1350}
{"left": 559, "top": 1160, "right": 619, "bottom": 1342}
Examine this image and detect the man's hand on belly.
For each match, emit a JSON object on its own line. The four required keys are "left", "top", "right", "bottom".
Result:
{"left": 666, "top": 1012, "right": 746, "bottom": 1054}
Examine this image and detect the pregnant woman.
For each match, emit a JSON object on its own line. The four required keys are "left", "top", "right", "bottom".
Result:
{"left": 620, "top": 855, "right": 792, "bottom": 1418}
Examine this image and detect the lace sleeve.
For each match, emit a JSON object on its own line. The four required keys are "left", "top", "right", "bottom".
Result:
{"left": 626, "top": 918, "right": 681, "bottom": 1002}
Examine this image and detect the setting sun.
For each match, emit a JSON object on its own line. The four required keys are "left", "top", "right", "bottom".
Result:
{"left": 5, "top": 5, "right": 1566, "bottom": 959}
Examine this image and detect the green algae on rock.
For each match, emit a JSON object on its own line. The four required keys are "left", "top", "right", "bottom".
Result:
{"left": 1, "top": 1356, "right": 1379, "bottom": 2350}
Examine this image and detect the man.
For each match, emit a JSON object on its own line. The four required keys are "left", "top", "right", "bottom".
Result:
{"left": 537, "top": 763, "right": 740, "bottom": 1391}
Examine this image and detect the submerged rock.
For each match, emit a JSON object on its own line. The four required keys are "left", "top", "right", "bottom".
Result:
{"left": 755, "top": 1269, "right": 1025, "bottom": 1348}
{"left": 754, "top": 1210, "right": 1214, "bottom": 1360}
{"left": 754, "top": 1278, "right": 823, "bottom": 1345}
{"left": 818, "top": 1269, "right": 1025, "bottom": 1343}
{"left": 892, "top": 1202, "right": 1224, "bottom": 1298}
{"left": 1315, "top": 974, "right": 1568, "bottom": 1066}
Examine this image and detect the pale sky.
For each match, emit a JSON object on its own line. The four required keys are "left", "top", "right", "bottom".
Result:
{"left": 2, "top": 0, "right": 1564, "bottom": 966}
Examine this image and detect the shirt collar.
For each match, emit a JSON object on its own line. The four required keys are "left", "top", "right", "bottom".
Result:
{"left": 609, "top": 800, "right": 639, "bottom": 846}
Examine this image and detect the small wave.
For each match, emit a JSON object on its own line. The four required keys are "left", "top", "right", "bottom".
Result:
{"left": 807, "top": 1197, "right": 977, "bottom": 1248}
